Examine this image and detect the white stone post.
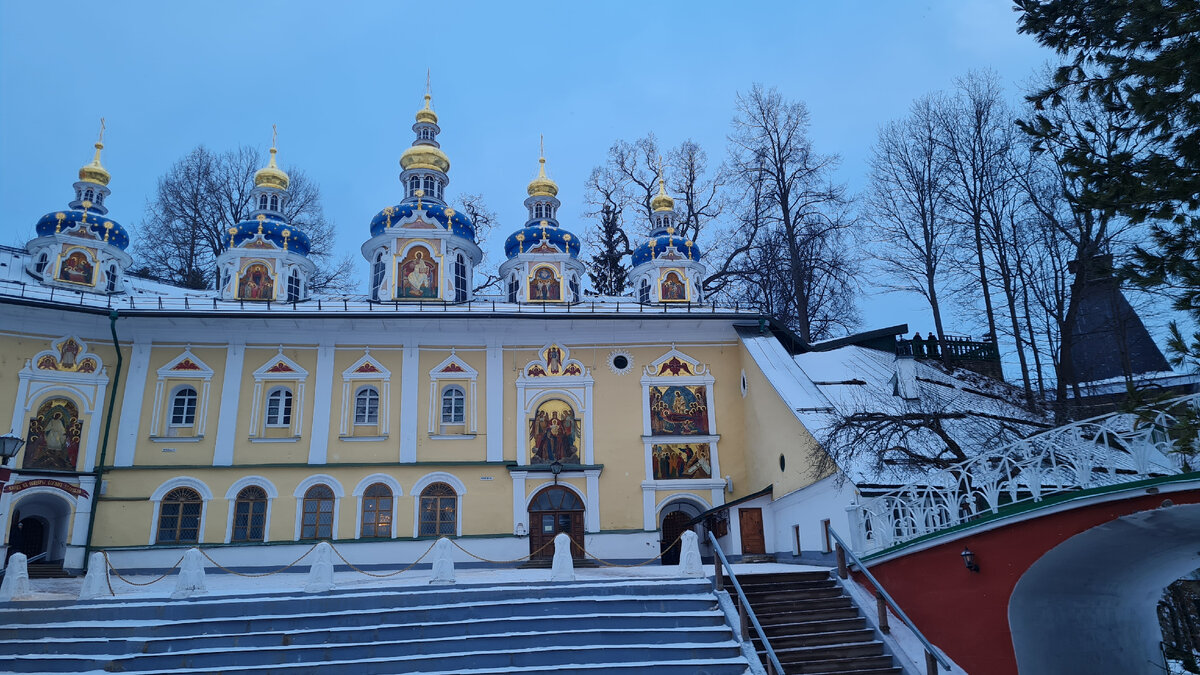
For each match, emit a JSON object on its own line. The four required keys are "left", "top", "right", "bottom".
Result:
{"left": 678, "top": 530, "right": 704, "bottom": 577}
{"left": 550, "top": 532, "right": 574, "bottom": 582}
{"left": 0, "top": 553, "right": 32, "bottom": 601}
{"left": 79, "top": 552, "right": 110, "bottom": 600}
{"left": 170, "top": 548, "right": 207, "bottom": 599}
{"left": 429, "top": 538, "right": 456, "bottom": 585}
{"left": 304, "top": 541, "right": 336, "bottom": 593}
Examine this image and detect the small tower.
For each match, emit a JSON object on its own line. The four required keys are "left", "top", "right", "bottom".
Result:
{"left": 214, "top": 128, "right": 316, "bottom": 302}
{"left": 500, "top": 139, "right": 586, "bottom": 303}
{"left": 362, "top": 79, "right": 481, "bottom": 302}
{"left": 26, "top": 119, "right": 133, "bottom": 294}
{"left": 629, "top": 160, "right": 704, "bottom": 304}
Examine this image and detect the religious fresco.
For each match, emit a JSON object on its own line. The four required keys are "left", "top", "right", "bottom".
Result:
{"left": 525, "top": 344, "right": 583, "bottom": 377}
{"left": 529, "top": 399, "right": 580, "bottom": 464}
{"left": 57, "top": 251, "right": 94, "bottom": 285}
{"left": 22, "top": 398, "right": 82, "bottom": 471}
{"left": 649, "top": 385, "right": 709, "bottom": 435}
{"left": 652, "top": 443, "right": 712, "bottom": 480}
{"left": 398, "top": 246, "right": 438, "bottom": 299}
{"left": 35, "top": 337, "right": 99, "bottom": 373}
{"left": 238, "top": 263, "right": 275, "bottom": 301}
{"left": 660, "top": 271, "right": 687, "bottom": 301}
{"left": 528, "top": 266, "right": 561, "bottom": 302}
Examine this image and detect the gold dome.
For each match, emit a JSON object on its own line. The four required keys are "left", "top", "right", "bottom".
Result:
{"left": 254, "top": 147, "right": 290, "bottom": 191}
{"left": 415, "top": 93, "right": 438, "bottom": 125}
{"left": 651, "top": 177, "right": 675, "bottom": 212}
{"left": 527, "top": 156, "right": 558, "bottom": 197}
{"left": 78, "top": 142, "right": 111, "bottom": 186}
{"left": 400, "top": 144, "right": 450, "bottom": 173}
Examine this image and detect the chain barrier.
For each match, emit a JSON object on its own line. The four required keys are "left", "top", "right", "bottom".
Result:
{"left": 328, "top": 539, "right": 438, "bottom": 578}
{"left": 198, "top": 543, "right": 318, "bottom": 578}
{"left": 96, "top": 532, "right": 687, "bottom": 595}
{"left": 571, "top": 534, "right": 683, "bottom": 568}
{"left": 448, "top": 537, "right": 556, "bottom": 564}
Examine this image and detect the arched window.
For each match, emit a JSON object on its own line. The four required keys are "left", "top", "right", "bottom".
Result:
{"left": 568, "top": 275, "right": 579, "bottom": 300}
{"left": 84, "top": 188, "right": 94, "bottom": 203}
{"left": 360, "top": 483, "right": 392, "bottom": 538}
{"left": 507, "top": 275, "right": 518, "bottom": 303}
{"left": 269, "top": 194, "right": 279, "bottom": 211}
{"left": 95, "top": 193, "right": 104, "bottom": 205}
{"left": 408, "top": 176, "right": 421, "bottom": 197}
{"left": 35, "top": 253, "right": 49, "bottom": 275}
{"left": 355, "top": 386, "right": 379, "bottom": 425}
{"left": 639, "top": 278, "right": 650, "bottom": 304}
{"left": 258, "top": 194, "right": 269, "bottom": 211}
{"left": 104, "top": 264, "right": 118, "bottom": 293}
{"left": 454, "top": 253, "right": 467, "bottom": 302}
{"left": 419, "top": 482, "right": 457, "bottom": 537}
{"left": 265, "top": 387, "right": 292, "bottom": 427}
{"left": 435, "top": 181, "right": 443, "bottom": 200}
{"left": 157, "top": 487, "right": 202, "bottom": 544}
{"left": 372, "top": 253, "right": 386, "bottom": 300}
{"left": 441, "top": 386, "right": 465, "bottom": 425}
{"left": 301, "top": 484, "right": 335, "bottom": 539}
{"left": 423, "top": 175, "right": 436, "bottom": 194}
{"left": 232, "top": 486, "right": 267, "bottom": 542}
{"left": 286, "top": 269, "right": 301, "bottom": 303}
{"left": 170, "top": 386, "right": 198, "bottom": 427}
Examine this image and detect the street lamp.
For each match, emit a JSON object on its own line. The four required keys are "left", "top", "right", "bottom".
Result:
{"left": 0, "top": 433, "right": 24, "bottom": 487}
{"left": 549, "top": 459, "right": 563, "bottom": 485}
{"left": 961, "top": 546, "right": 980, "bottom": 573}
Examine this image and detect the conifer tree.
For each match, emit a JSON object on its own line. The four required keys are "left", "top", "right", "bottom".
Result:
{"left": 586, "top": 205, "right": 630, "bottom": 297}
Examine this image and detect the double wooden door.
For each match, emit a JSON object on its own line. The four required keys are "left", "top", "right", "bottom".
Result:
{"left": 528, "top": 486, "right": 585, "bottom": 560}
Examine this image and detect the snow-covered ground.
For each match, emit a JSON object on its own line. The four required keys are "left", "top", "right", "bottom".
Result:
{"left": 8, "top": 561, "right": 830, "bottom": 604}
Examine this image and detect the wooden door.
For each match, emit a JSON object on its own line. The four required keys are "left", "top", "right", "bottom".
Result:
{"left": 739, "top": 508, "right": 766, "bottom": 555}
{"left": 528, "top": 486, "right": 586, "bottom": 560}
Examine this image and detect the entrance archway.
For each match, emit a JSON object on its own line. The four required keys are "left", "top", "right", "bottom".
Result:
{"left": 658, "top": 498, "right": 704, "bottom": 565}
{"left": 5, "top": 493, "right": 73, "bottom": 564}
{"left": 528, "top": 486, "right": 585, "bottom": 560}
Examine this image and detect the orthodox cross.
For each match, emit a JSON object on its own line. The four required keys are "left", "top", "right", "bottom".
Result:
{"left": 271, "top": 124, "right": 278, "bottom": 150}
{"left": 97, "top": 118, "right": 106, "bottom": 144}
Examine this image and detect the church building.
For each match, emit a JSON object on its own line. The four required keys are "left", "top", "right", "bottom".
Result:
{"left": 0, "top": 93, "right": 1018, "bottom": 574}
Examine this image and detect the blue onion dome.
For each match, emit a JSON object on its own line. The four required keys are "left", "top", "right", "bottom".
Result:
{"left": 631, "top": 231, "right": 702, "bottom": 265}
{"left": 35, "top": 208, "right": 130, "bottom": 251}
{"left": 504, "top": 220, "right": 581, "bottom": 259}
{"left": 226, "top": 216, "right": 312, "bottom": 256}
{"left": 368, "top": 202, "right": 475, "bottom": 240}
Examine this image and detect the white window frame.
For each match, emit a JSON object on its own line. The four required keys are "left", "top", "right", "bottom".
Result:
{"left": 150, "top": 349, "right": 214, "bottom": 440}
{"left": 148, "top": 476, "right": 213, "bottom": 545}
{"left": 223, "top": 476, "right": 278, "bottom": 544}
{"left": 411, "top": 472, "right": 467, "bottom": 538}
{"left": 441, "top": 385, "right": 465, "bottom": 424}
{"left": 168, "top": 385, "right": 198, "bottom": 428}
{"left": 352, "top": 473, "right": 403, "bottom": 539}
{"left": 265, "top": 387, "right": 293, "bottom": 427}
{"left": 354, "top": 385, "right": 380, "bottom": 425}
{"left": 427, "top": 352, "right": 478, "bottom": 437}
{"left": 339, "top": 351, "right": 391, "bottom": 438}
{"left": 248, "top": 350, "right": 308, "bottom": 438}
{"left": 292, "top": 475, "right": 344, "bottom": 541}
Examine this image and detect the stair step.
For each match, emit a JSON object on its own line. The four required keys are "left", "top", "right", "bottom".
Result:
{"left": 773, "top": 640, "right": 884, "bottom": 662}
{"left": 759, "top": 616, "right": 867, "bottom": 636}
{"left": 732, "top": 571, "right": 832, "bottom": 584}
{"left": 751, "top": 595, "right": 855, "bottom": 613}
{"left": 754, "top": 628, "right": 877, "bottom": 650}
{"left": 777, "top": 654, "right": 897, "bottom": 672}
{"left": 757, "top": 606, "right": 860, "bottom": 625}
{"left": 799, "top": 669, "right": 902, "bottom": 675}
{"left": 738, "top": 587, "right": 844, "bottom": 602}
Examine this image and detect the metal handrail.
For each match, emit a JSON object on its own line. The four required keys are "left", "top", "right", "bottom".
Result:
{"left": 707, "top": 531, "right": 785, "bottom": 675}
{"left": 0, "top": 551, "right": 47, "bottom": 579}
{"left": 828, "top": 528, "right": 951, "bottom": 673}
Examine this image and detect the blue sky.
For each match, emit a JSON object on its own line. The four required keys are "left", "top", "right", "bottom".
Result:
{"left": 0, "top": 1, "right": 1056, "bottom": 336}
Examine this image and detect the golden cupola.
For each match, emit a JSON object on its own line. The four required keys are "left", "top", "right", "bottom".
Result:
{"left": 399, "top": 90, "right": 451, "bottom": 174}
{"left": 526, "top": 154, "right": 559, "bottom": 198}
{"left": 78, "top": 122, "right": 111, "bottom": 187}
{"left": 254, "top": 143, "right": 290, "bottom": 191}
{"left": 650, "top": 163, "right": 675, "bottom": 213}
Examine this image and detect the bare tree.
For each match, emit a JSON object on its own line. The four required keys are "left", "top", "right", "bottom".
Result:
{"left": 453, "top": 192, "right": 501, "bottom": 294}
{"left": 135, "top": 145, "right": 353, "bottom": 292}
{"left": 723, "top": 84, "right": 858, "bottom": 343}
{"left": 866, "top": 94, "right": 956, "bottom": 351}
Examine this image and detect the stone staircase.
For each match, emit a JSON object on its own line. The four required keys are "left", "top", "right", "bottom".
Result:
{"left": 0, "top": 577, "right": 751, "bottom": 674}
{"left": 736, "top": 571, "right": 901, "bottom": 675}
{"left": 26, "top": 563, "right": 71, "bottom": 579}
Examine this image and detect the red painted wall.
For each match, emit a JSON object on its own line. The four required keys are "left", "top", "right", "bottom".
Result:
{"left": 861, "top": 490, "right": 1200, "bottom": 675}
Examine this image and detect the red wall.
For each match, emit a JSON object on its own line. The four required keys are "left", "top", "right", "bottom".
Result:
{"left": 861, "top": 490, "right": 1200, "bottom": 675}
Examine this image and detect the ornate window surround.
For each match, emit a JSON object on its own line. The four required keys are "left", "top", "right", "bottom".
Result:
{"left": 427, "top": 351, "right": 478, "bottom": 438}
{"left": 13, "top": 336, "right": 109, "bottom": 472}
{"left": 352, "top": 473, "right": 403, "bottom": 539}
{"left": 149, "top": 348, "right": 214, "bottom": 441}
{"left": 411, "top": 472, "right": 466, "bottom": 538}
{"left": 514, "top": 343, "right": 593, "bottom": 466}
{"left": 339, "top": 350, "right": 391, "bottom": 439}
{"left": 148, "top": 476, "right": 213, "bottom": 545}
{"left": 249, "top": 349, "right": 308, "bottom": 439}
{"left": 292, "top": 474, "right": 343, "bottom": 541}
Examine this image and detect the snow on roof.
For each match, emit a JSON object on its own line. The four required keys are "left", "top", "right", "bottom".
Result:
{"left": 741, "top": 330, "right": 1051, "bottom": 487}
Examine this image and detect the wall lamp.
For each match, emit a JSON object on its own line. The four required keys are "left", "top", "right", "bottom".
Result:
{"left": 550, "top": 459, "right": 563, "bottom": 485}
{"left": 961, "top": 546, "right": 980, "bottom": 573}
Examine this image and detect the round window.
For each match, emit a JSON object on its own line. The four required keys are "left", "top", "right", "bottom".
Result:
{"left": 608, "top": 350, "right": 634, "bottom": 375}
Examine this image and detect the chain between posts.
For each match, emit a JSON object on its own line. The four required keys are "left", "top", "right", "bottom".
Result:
{"left": 199, "top": 543, "right": 319, "bottom": 578}
{"left": 571, "top": 534, "right": 682, "bottom": 568}
{"left": 448, "top": 537, "right": 556, "bottom": 563}
{"left": 328, "top": 540, "right": 438, "bottom": 578}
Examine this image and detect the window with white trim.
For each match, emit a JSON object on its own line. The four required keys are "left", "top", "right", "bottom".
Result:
{"left": 507, "top": 275, "right": 518, "bottom": 303}
{"left": 259, "top": 194, "right": 269, "bottom": 210}
{"left": 301, "top": 484, "right": 335, "bottom": 539}
{"left": 269, "top": 194, "right": 279, "bottom": 211}
{"left": 157, "top": 487, "right": 202, "bottom": 544}
{"left": 355, "top": 386, "right": 380, "bottom": 425}
{"left": 454, "top": 253, "right": 467, "bottom": 303}
{"left": 232, "top": 486, "right": 267, "bottom": 542}
{"left": 170, "top": 386, "right": 198, "bottom": 427}
{"left": 372, "top": 253, "right": 386, "bottom": 299}
{"left": 418, "top": 482, "right": 457, "bottom": 537}
{"left": 105, "top": 264, "right": 118, "bottom": 293}
{"left": 441, "top": 386, "right": 465, "bottom": 425}
{"left": 287, "top": 269, "right": 301, "bottom": 303}
{"left": 639, "top": 278, "right": 650, "bottom": 304}
{"left": 360, "top": 483, "right": 392, "bottom": 538}
{"left": 35, "top": 253, "right": 49, "bottom": 275}
{"left": 265, "top": 387, "right": 293, "bottom": 427}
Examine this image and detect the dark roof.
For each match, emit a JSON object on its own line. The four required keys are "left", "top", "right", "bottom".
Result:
{"left": 1067, "top": 257, "right": 1170, "bottom": 384}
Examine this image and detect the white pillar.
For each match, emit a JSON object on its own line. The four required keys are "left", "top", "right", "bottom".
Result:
{"left": 113, "top": 341, "right": 152, "bottom": 467}
{"left": 307, "top": 342, "right": 335, "bottom": 465}
{"left": 212, "top": 342, "right": 245, "bottom": 466}
{"left": 486, "top": 343, "right": 503, "bottom": 462}
{"left": 400, "top": 345, "right": 419, "bottom": 463}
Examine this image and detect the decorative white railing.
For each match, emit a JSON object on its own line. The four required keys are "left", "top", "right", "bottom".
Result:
{"left": 849, "top": 393, "right": 1199, "bottom": 554}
